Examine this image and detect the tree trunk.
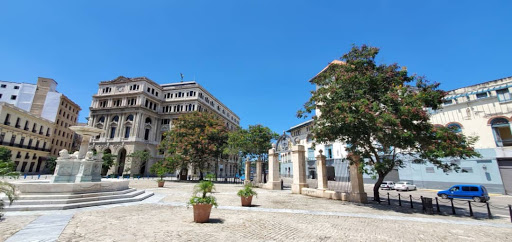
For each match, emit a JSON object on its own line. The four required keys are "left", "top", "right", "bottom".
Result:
{"left": 373, "top": 174, "right": 385, "bottom": 202}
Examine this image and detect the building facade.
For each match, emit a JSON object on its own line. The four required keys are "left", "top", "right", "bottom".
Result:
{"left": 89, "top": 76, "right": 240, "bottom": 177}
{"left": 0, "top": 77, "right": 82, "bottom": 171}
{"left": 0, "top": 103, "right": 53, "bottom": 174}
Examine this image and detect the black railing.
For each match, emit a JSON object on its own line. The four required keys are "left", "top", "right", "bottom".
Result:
{"left": 1, "top": 142, "right": 51, "bottom": 152}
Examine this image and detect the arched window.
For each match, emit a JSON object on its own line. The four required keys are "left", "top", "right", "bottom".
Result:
{"left": 145, "top": 117, "right": 152, "bottom": 124}
{"left": 491, "top": 118, "right": 512, "bottom": 147}
{"left": 447, "top": 123, "right": 462, "bottom": 133}
{"left": 98, "top": 116, "right": 105, "bottom": 123}
{"left": 112, "top": 116, "right": 119, "bottom": 122}
{"left": 126, "top": 115, "right": 134, "bottom": 122}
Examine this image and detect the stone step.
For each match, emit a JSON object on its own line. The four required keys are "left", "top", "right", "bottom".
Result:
{"left": 3, "top": 188, "right": 137, "bottom": 201}
{"left": 4, "top": 190, "right": 154, "bottom": 211}
{"left": 9, "top": 190, "right": 145, "bottom": 205}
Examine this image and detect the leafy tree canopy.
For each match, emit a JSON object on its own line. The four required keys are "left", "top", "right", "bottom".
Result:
{"left": 160, "top": 111, "right": 229, "bottom": 180}
{"left": 298, "top": 45, "right": 480, "bottom": 201}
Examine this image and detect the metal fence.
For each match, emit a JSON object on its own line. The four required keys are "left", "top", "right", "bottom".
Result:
{"left": 374, "top": 191, "right": 512, "bottom": 223}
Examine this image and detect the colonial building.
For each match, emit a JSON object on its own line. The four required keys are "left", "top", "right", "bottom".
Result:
{"left": 425, "top": 76, "right": 512, "bottom": 194}
{"left": 284, "top": 60, "right": 512, "bottom": 194}
{"left": 0, "top": 77, "right": 81, "bottom": 170}
{"left": 88, "top": 76, "right": 240, "bottom": 177}
{"left": 0, "top": 103, "right": 53, "bottom": 174}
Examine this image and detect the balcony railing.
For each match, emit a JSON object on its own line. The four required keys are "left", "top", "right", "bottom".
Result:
{"left": 0, "top": 142, "right": 50, "bottom": 152}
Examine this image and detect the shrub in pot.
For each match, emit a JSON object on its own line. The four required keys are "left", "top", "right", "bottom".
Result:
{"left": 150, "top": 161, "right": 168, "bottom": 187}
{"left": 237, "top": 184, "right": 257, "bottom": 207}
{"left": 188, "top": 180, "right": 217, "bottom": 223}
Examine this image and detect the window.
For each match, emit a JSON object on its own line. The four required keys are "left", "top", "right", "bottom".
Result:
{"left": 325, "top": 145, "right": 333, "bottom": 159}
{"left": 447, "top": 123, "right": 462, "bottom": 133}
{"left": 497, "top": 88, "right": 512, "bottom": 102}
{"left": 124, "top": 126, "right": 131, "bottom": 138}
{"left": 10, "top": 95, "right": 17, "bottom": 100}
{"left": 443, "top": 99, "right": 453, "bottom": 105}
{"left": 14, "top": 85, "right": 19, "bottom": 89}
{"left": 0, "top": 84, "right": 6, "bottom": 88}
{"left": 491, "top": 118, "right": 512, "bottom": 147}
{"left": 144, "top": 128, "right": 150, "bottom": 140}
{"left": 15, "top": 118, "right": 20, "bottom": 128}
{"left": 145, "top": 117, "right": 152, "bottom": 124}
{"left": 425, "top": 167, "right": 435, "bottom": 173}
{"left": 98, "top": 116, "right": 105, "bottom": 123}
{"left": 307, "top": 148, "right": 315, "bottom": 160}
{"left": 110, "top": 127, "right": 116, "bottom": 138}
{"left": 126, "top": 115, "right": 134, "bottom": 121}
{"left": 476, "top": 92, "right": 488, "bottom": 99}
{"left": 112, "top": 116, "right": 119, "bottom": 122}
{"left": 9, "top": 135, "right": 16, "bottom": 146}
{"left": 19, "top": 137, "right": 24, "bottom": 147}
{"left": 4, "top": 113, "right": 10, "bottom": 125}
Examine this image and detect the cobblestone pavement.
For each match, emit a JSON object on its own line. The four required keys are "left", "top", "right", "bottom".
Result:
{"left": 2, "top": 179, "right": 512, "bottom": 241}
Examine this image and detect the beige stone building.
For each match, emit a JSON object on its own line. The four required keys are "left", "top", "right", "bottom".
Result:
{"left": 0, "top": 103, "right": 53, "bottom": 174}
{"left": 89, "top": 76, "right": 240, "bottom": 177}
{"left": 29, "top": 78, "right": 81, "bottom": 156}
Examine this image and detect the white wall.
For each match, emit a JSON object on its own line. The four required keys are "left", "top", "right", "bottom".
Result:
{"left": 41, "top": 92, "right": 62, "bottom": 122}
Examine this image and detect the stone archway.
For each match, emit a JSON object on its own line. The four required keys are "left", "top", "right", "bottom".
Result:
{"left": 117, "top": 148, "right": 126, "bottom": 176}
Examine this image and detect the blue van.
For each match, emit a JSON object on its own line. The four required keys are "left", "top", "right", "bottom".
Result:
{"left": 437, "top": 184, "right": 490, "bottom": 202}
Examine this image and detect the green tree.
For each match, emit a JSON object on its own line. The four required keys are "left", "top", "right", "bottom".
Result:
{"left": 0, "top": 147, "right": 18, "bottom": 217}
{"left": 127, "top": 150, "right": 151, "bottom": 175}
{"left": 101, "top": 151, "right": 116, "bottom": 176}
{"left": 298, "top": 45, "right": 481, "bottom": 201}
{"left": 44, "top": 157, "right": 57, "bottom": 174}
{"left": 160, "top": 112, "right": 229, "bottom": 180}
{"left": 226, "top": 125, "right": 278, "bottom": 180}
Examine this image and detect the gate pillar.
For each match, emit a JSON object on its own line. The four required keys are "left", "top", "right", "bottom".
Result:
{"left": 291, "top": 145, "right": 308, "bottom": 194}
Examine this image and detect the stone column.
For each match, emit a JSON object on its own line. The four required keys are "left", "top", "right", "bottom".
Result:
{"left": 291, "top": 145, "right": 308, "bottom": 194}
{"left": 316, "top": 150, "right": 328, "bottom": 190}
{"left": 255, "top": 158, "right": 262, "bottom": 183}
{"left": 244, "top": 158, "right": 251, "bottom": 185}
{"left": 348, "top": 153, "right": 368, "bottom": 203}
{"left": 78, "top": 135, "right": 91, "bottom": 159}
{"left": 266, "top": 147, "right": 280, "bottom": 190}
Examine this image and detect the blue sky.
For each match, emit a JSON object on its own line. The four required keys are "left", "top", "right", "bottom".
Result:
{"left": 0, "top": 1, "right": 511, "bottom": 134}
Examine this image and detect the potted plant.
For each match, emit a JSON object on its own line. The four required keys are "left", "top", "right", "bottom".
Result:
{"left": 188, "top": 180, "right": 217, "bottom": 223}
{"left": 150, "top": 161, "right": 168, "bottom": 187}
{"left": 237, "top": 184, "right": 257, "bottom": 207}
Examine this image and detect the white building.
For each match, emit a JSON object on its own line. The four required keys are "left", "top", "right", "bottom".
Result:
{"left": 89, "top": 76, "right": 240, "bottom": 177}
{"left": 0, "top": 81, "right": 37, "bottom": 112}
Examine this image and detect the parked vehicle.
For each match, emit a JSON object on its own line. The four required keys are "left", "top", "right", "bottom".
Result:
{"left": 437, "top": 184, "right": 489, "bottom": 202}
{"left": 380, "top": 181, "right": 395, "bottom": 190}
{"left": 394, "top": 181, "right": 417, "bottom": 191}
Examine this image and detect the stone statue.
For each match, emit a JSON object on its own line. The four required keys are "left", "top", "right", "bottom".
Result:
{"left": 58, "top": 149, "right": 70, "bottom": 159}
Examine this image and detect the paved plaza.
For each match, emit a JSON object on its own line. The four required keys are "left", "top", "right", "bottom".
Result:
{"left": 1, "top": 179, "right": 512, "bottom": 241}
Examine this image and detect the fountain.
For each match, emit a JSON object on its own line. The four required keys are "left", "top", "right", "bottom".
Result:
{"left": 4, "top": 126, "right": 153, "bottom": 211}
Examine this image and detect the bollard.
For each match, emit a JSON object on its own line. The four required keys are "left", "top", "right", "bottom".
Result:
{"left": 387, "top": 193, "right": 390, "bottom": 205}
{"left": 398, "top": 194, "right": 402, "bottom": 206}
{"left": 435, "top": 197, "right": 440, "bottom": 213}
{"left": 421, "top": 196, "right": 425, "bottom": 211}
{"left": 486, "top": 202, "right": 492, "bottom": 219}
{"left": 508, "top": 205, "right": 511, "bottom": 223}
{"left": 451, "top": 199, "right": 456, "bottom": 215}
{"left": 410, "top": 195, "right": 413, "bottom": 209}
{"left": 468, "top": 201, "right": 473, "bottom": 217}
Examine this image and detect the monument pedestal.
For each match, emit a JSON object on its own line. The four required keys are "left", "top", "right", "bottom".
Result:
{"left": 348, "top": 153, "right": 368, "bottom": 203}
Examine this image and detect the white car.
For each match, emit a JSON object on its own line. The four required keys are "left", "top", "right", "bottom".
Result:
{"left": 394, "top": 181, "right": 417, "bottom": 191}
{"left": 380, "top": 181, "right": 395, "bottom": 190}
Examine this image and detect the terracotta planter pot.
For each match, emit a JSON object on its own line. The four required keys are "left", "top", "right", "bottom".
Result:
{"left": 193, "top": 204, "right": 213, "bottom": 223}
{"left": 157, "top": 180, "right": 165, "bottom": 187}
{"left": 241, "top": 195, "right": 253, "bottom": 207}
